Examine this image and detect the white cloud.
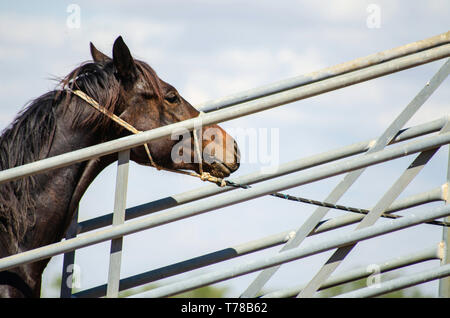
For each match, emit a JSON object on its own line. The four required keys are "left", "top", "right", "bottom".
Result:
{"left": 304, "top": 0, "right": 366, "bottom": 21}
{"left": 87, "top": 18, "right": 184, "bottom": 53}
{"left": 276, "top": 47, "right": 326, "bottom": 75}
{"left": 0, "top": 13, "right": 65, "bottom": 48}
{"left": 0, "top": 46, "right": 27, "bottom": 60}
{"left": 185, "top": 46, "right": 327, "bottom": 107}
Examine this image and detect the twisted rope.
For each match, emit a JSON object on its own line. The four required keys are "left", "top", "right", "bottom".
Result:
{"left": 224, "top": 181, "right": 450, "bottom": 227}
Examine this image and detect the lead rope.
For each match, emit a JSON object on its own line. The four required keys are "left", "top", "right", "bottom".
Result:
{"left": 69, "top": 89, "right": 226, "bottom": 186}
{"left": 69, "top": 89, "right": 449, "bottom": 227}
{"left": 224, "top": 181, "right": 450, "bottom": 227}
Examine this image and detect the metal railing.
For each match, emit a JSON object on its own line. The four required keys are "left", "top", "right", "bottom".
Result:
{"left": 0, "top": 31, "right": 449, "bottom": 298}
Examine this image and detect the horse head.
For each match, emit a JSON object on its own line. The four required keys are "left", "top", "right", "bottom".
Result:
{"left": 89, "top": 36, "right": 240, "bottom": 178}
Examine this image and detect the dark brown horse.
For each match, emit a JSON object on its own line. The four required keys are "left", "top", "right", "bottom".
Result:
{"left": 0, "top": 36, "right": 240, "bottom": 297}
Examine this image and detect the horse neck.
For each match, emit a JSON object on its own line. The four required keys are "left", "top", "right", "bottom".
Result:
{"left": 31, "top": 113, "right": 117, "bottom": 247}
{"left": 2, "top": 97, "right": 118, "bottom": 256}
{"left": 0, "top": 96, "right": 120, "bottom": 297}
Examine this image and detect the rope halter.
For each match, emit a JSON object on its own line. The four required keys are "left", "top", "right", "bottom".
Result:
{"left": 68, "top": 89, "right": 227, "bottom": 187}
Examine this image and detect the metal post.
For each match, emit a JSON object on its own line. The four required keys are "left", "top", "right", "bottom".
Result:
{"left": 60, "top": 207, "right": 79, "bottom": 298}
{"left": 439, "top": 146, "right": 450, "bottom": 297}
{"left": 106, "top": 150, "right": 130, "bottom": 298}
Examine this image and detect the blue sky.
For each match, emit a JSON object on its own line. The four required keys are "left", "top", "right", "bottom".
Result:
{"left": 0, "top": 1, "right": 449, "bottom": 297}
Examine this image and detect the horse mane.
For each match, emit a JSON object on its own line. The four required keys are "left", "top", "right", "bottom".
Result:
{"left": 0, "top": 92, "right": 58, "bottom": 245}
{"left": 0, "top": 58, "right": 163, "bottom": 246}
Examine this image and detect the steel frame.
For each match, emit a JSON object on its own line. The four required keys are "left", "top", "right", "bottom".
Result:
{"left": 0, "top": 32, "right": 449, "bottom": 298}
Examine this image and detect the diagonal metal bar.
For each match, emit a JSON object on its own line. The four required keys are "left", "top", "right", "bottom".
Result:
{"left": 297, "top": 147, "right": 440, "bottom": 297}
{"left": 312, "top": 185, "right": 447, "bottom": 235}
{"left": 336, "top": 263, "right": 450, "bottom": 298}
{"left": 136, "top": 205, "right": 450, "bottom": 298}
{"left": 269, "top": 191, "right": 450, "bottom": 227}
{"left": 73, "top": 229, "right": 295, "bottom": 298}
{"left": 240, "top": 58, "right": 450, "bottom": 297}
{"left": 262, "top": 243, "right": 442, "bottom": 298}
{"left": 106, "top": 150, "right": 130, "bottom": 298}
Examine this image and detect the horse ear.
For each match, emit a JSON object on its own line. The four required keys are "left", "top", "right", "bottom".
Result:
{"left": 90, "top": 42, "right": 111, "bottom": 63}
{"left": 112, "top": 36, "right": 137, "bottom": 87}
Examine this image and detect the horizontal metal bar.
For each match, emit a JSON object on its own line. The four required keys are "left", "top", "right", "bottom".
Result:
{"left": 0, "top": 132, "right": 449, "bottom": 272}
{"left": 262, "top": 243, "right": 442, "bottom": 298}
{"left": 78, "top": 117, "right": 448, "bottom": 234}
{"left": 197, "top": 31, "right": 450, "bottom": 112}
{"left": 336, "top": 263, "right": 450, "bottom": 298}
{"left": 298, "top": 145, "right": 441, "bottom": 298}
{"left": 131, "top": 204, "right": 450, "bottom": 298}
{"left": 312, "top": 185, "right": 446, "bottom": 235}
{"left": 387, "top": 185, "right": 446, "bottom": 213}
{"left": 243, "top": 56, "right": 450, "bottom": 298}
{"left": 73, "top": 229, "right": 295, "bottom": 298}
{"left": 0, "top": 47, "right": 448, "bottom": 187}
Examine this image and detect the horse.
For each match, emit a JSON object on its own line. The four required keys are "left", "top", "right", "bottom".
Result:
{"left": 0, "top": 36, "right": 240, "bottom": 297}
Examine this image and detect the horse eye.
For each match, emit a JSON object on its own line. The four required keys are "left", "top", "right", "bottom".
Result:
{"left": 165, "top": 92, "right": 179, "bottom": 104}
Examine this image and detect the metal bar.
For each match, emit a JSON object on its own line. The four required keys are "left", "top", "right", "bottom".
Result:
{"left": 77, "top": 117, "right": 448, "bottom": 234}
{"left": 299, "top": 122, "right": 450, "bottom": 297}
{"left": 312, "top": 185, "right": 446, "bottom": 235}
{"left": 384, "top": 184, "right": 447, "bottom": 213}
{"left": 439, "top": 146, "right": 450, "bottom": 297}
{"left": 298, "top": 147, "right": 440, "bottom": 297}
{"left": 77, "top": 185, "right": 446, "bottom": 298}
{"left": 106, "top": 150, "right": 130, "bottom": 298}
{"left": 132, "top": 204, "right": 450, "bottom": 298}
{"left": 73, "top": 229, "right": 295, "bottom": 298}
{"left": 60, "top": 207, "right": 78, "bottom": 298}
{"left": 0, "top": 132, "right": 449, "bottom": 272}
{"left": 336, "top": 263, "right": 450, "bottom": 298}
{"left": 270, "top": 190, "right": 449, "bottom": 227}
{"left": 197, "top": 31, "right": 450, "bottom": 112}
{"left": 241, "top": 58, "right": 450, "bottom": 297}
{"left": 0, "top": 48, "right": 448, "bottom": 187}
{"left": 261, "top": 243, "right": 442, "bottom": 298}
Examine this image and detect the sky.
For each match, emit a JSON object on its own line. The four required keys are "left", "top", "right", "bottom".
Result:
{"left": 0, "top": 1, "right": 449, "bottom": 297}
